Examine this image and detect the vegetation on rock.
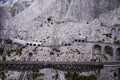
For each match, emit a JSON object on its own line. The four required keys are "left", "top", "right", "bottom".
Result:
{"left": 103, "top": 33, "right": 112, "bottom": 38}
{"left": 65, "top": 72, "right": 96, "bottom": 80}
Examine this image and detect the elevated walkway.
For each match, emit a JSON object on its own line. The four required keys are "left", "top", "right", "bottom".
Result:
{"left": 0, "top": 61, "right": 120, "bottom": 72}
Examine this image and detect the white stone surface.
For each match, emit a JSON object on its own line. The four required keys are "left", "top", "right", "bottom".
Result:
{"left": 1, "top": 0, "right": 120, "bottom": 80}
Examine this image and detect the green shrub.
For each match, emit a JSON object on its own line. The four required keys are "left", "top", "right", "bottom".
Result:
{"left": 103, "top": 33, "right": 112, "bottom": 38}
{"left": 15, "top": 46, "right": 26, "bottom": 55}
{"left": 65, "top": 72, "right": 96, "bottom": 80}
{"left": 87, "top": 75, "right": 97, "bottom": 80}
{"left": 4, "top": 39, "right": 12, "bottom": 44}
{"left": 0, "top": 47, "right": 4, "bottom": 55}
{"left": 53, "top": 73, "right": 59, "bottom": 80}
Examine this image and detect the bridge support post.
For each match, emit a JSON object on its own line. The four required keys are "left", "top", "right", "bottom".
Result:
{"left": 91, "top": 45, "right": 94, "bottom": 61}
{"left": 58, "top": 71, "right": 65, "bottom": 80}
{"left": 118, "top": 68, "right": 120, "bottom": 80}
{"left": 44, "top": 69, "right": 52, "bottom": 80}
{"left": 113, "top": 49, "right": 116, "bottom": 62}
{"left": 100, "top": 47, "right": 104, "bottom": 62}
{"left": 97, "top": 69, "right": 101, "bottom": 80}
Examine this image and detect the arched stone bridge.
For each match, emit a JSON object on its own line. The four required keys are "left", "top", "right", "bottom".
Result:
{"left": 61, "top": 41, "right": 120, "bottom": 62}
{"left": 0, "top": 61, "right": 120, "bottom": 72}
{"left": 88, "top": 41, "right": 120, "bottom": 62}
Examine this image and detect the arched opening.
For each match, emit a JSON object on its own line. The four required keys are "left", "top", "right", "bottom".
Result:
{"left": 116, "top": 48, "right": 120, "bottom": 61}
{"left": 26, "top": 43, "right": 29, "bottom": 45}
{"left": 93, "top": 45, "right": 101, "bottom": 55}
{"left": 78, "top": 39, "right": 81, "bottom": 42}
{"left": 29, "top": 53, "right": 33, "bottom": 57}
{"left": 30, "top": 43, "right": 32, "bottom": 46}
{"left": 118, "top": 68, "right": 120, "bottom": 79}
{"left": 117, "top": 29, "right": 120, "bottom": 39}
{"left": 74, "top": 39, "right": 78, "bottom": 42}
{"left": 65, "top": 43, "right": 67, "bottom": 46}
{"left": 68, "top": 43, "right": 71, "bottom": 46}
{"left": 104, "top": 46, "right": 113, "bottom": 61}
{"left": 111, "top": 28, "right": 116, "bottom": 38}
{"left": 38, "top": 44, "right": 41, "bottom": 46}
{"left": 33, "top": 44, "right": 36, "bottom": 46}
{"left": 93, "top": 45, "right": 101, "bottom": 62}
{"left": 82, "top": 40, "right": 84, "bottom": 42}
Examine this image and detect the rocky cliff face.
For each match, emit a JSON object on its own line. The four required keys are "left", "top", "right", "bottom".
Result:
{"left": 3, "top": 0, "right": 119, "bottom": 41}
{"left": 0, "top": 0, "right": 120, "bottom": 61}
{"left": 0, "top": 1, "right": 120, "bottom": 79}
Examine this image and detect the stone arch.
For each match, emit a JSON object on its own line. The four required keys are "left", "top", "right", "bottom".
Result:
{"left": 104, "top": 46, "right": 113, "bottom": 61}
{"left": 93, "top": 45, "right": 101, "bottom": 62}
{"left": 93, "top": 45, "right": 101, "bottom": 55}
{"left": 117, "top": 29, "right": 120, "bottom": 39}
{"left": 116, "top": 48, "right": 120, "bottom": 61}
{"left": 111, "top": 28, "right": 116, "bottom": 38}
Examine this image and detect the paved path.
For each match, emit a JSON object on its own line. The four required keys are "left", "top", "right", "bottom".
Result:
{"left": 58, "top": 71, "right": 65, "bottom": 80}
{"left": 44, "top": 69, "right": 52, "bottom": 80}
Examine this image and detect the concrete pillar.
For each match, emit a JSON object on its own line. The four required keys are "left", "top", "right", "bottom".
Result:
{"left": 100, "top": 46, "right": 104, "bottom": 62}
{"left": 97, "top": 69, "right": 101, "bottom": 80}
{"left": 118, "top": 68, "right": 120, "bottom": 80}
{"left": 58, "top": 71, "right": 65, "bottom": 80}
{"left": 44, "top": 69, "right": 52, "bottom": 80}
{"left": 91, "top": 44, "right": 94, "bottom": 61}
{"left": 113, "top": 49, "right": 116, "bottom": 62}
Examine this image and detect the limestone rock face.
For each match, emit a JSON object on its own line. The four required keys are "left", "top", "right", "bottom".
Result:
{"left": 61, "top": 0, "right": 120, "bottom": 21}
{"left": 62, "top": 0, "right": 95, "bottom": 21}
{"left": 0, "top": 0, "right": 120, "bottom": 61}
{"left": 0, "top": 1, "right": 120, "bottom": 80}
{"left": 0, "top": 0, "right": 119, "bottom": 44}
